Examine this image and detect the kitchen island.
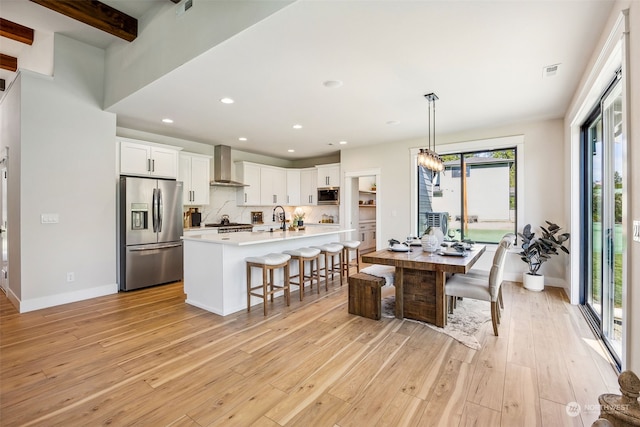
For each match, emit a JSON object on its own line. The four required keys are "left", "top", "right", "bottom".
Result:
{"left": 182, "top": 227, "right": 353, "bottom": 315}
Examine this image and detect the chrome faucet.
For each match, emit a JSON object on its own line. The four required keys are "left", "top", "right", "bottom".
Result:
{"left": 273, "top": 205, "right": 286, "bottom": 231}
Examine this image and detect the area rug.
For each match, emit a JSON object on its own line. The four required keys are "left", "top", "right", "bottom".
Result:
{"left": 382, "top": 296, "right": 491, "bottom": 350}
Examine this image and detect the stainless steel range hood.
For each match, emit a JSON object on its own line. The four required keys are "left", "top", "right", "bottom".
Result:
{"left": 210, "top": 145, "right": 247, "bottom": 187}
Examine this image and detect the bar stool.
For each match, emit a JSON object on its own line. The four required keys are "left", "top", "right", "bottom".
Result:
{"left": 283, "top": 247, "right": 321, "bottom": 300}
{"left": 246, "top": 253, "right": 291, "bottom": 316}
{"left": 312, "top": 243, "right": 344, "bottom": 288}
{"left": 334, "top": 240, "right": 361, "bottom": 279}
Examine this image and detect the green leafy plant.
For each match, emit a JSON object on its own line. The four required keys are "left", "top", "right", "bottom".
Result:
{"left": 518, "top": 220, "right": 570, "bottom": 276}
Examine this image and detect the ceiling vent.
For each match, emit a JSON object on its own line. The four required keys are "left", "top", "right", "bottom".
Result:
{"left": 543, "top": 63, "right": 560, "bottom": 78}
{"left": 176, "top": 0, "right": 193, "bottom": 17}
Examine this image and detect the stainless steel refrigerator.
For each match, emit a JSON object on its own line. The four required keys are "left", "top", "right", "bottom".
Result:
{"left": 119, "top": 176, "right": 183, "bottom": 291}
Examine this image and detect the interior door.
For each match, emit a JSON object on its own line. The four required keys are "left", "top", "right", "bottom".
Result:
{"left": 0, "top": 165, "right": 7, "bottom": 293}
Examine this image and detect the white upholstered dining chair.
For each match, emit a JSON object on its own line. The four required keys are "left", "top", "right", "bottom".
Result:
{"left": 444, "top": 237, "right": 511, "bottom": 336}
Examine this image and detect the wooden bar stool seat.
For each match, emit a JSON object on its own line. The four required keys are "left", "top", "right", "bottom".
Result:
{"left": 334, "top": 240, "right": 361, "bottom": 279}
{"left": 283, "top": 247, "right": 321, "bottom": 300}
{"left": 311, "top": 243, "right": 344, "bottom": 288}
{"left": 246, "top": 253, "right": 291, "bottom": 316}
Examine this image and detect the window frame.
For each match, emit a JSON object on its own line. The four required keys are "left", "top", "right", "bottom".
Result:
{"left": 410, "top": 135, "right": 524, "bottom": 244}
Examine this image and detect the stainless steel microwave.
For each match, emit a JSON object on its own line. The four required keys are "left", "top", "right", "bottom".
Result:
{"left": 317, "top": 188, "right": 339, "bottom": 205}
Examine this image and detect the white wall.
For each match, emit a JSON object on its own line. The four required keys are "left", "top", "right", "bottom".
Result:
{"left": 341, "top": 118, "right": 566, "bottom": 283}
{"left": 4, "top": 35, "right": 117, "bottom": 311}
{"left": 104, "top": 1, "right": 294, "bottom": 108}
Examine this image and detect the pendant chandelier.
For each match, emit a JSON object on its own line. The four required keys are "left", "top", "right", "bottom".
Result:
{"left": 417, "top": 93, "right": 444, "bottom": 172}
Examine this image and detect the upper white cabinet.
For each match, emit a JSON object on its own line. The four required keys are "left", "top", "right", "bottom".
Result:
{"left": 316, "top": 164, "right": 340, "bottom": 187}
{"left": 286, "top": 169, "right": 301, "bottom": 206}
{"left": 120, "top": 139, "right": 180, "bottom": 179}
{"left": 300, "top": 168, "right": 318, "bottom": 206}
{"left": 236, "top": 162, "right": 261, "bottom": 206}
{"left": 260, "top": 166, "right": 287, "bottom": 205}
{"left": 179, "top": 153, "right": 211, "bottom": 206}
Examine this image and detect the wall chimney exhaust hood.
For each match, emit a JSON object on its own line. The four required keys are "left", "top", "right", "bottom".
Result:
{"left": 210, "top": 145, "right": 247, "bottom": 187}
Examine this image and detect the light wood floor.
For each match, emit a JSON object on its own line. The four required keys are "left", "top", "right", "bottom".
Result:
{"left": 0, "top": 277, "right": 619, "bottom": 426}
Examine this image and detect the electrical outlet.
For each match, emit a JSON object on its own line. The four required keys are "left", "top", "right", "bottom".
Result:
{"left": 66, "top": 272, "right": 75, "bottom": 282}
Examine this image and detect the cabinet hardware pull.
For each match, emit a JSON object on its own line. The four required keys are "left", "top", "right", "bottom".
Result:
{"left": 151, "top": 159, "right": 155, "bottom": 172}
{"left": 245, "top": 193, "right": 247, "bottom": 203}
{"left": 147, "top": 158, "right": 151, "bottom": 172}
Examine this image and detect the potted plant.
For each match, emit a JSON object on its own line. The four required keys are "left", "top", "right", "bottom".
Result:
{"left": 518, "top": 220, "right": 570, "bottom": 291}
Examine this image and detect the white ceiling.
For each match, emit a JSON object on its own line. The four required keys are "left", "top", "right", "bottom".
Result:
{"left": 2, "top": 0, "right": 615, "bottom": 160}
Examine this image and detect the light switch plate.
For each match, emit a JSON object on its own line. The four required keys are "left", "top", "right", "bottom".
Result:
{"left": 633, "top": 220, "right": 640, "bottom": 242}
{"left": 41, "top": 213, "right": 59, "bottom": 224}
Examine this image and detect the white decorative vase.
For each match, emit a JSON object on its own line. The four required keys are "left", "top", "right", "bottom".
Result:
{"left": 421, "top": 234, "right": 439, "bottom": 253}
{"left": 523, "top": 273, "right": 544, "bottom": 292}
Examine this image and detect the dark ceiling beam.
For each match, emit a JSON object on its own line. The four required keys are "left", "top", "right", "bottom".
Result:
{"left": 0, "top": 54, "right": 18, "bottom": 72}
{"left": 28, "top": 0, "right": 138, "bottom": 42}
{"left": 0, "top": 18, "right": 35, "bottom": 45}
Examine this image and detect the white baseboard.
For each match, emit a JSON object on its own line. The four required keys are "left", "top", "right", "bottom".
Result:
{"left": 17, "top": 283, "right": 118, "bottom": 313}
{"left": 471, "top": 270, "right": 568, "bottom": 289}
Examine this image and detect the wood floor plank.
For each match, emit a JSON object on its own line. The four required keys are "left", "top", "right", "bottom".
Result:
{"left": 413, "top": 358, "right": 474, "bottom": 426}
{"left": 502, "top": 362, "right": 541, "bottom": 427}
{"left": 540, "top": 398, "right": 583, "bottom": 427}
{"left": 283, "top": 391, "right": 350, "bottom": 426}
{"left": 376, "top": 390, "right": 424, "bottom": 427}
{"left": 459, "top": 401, "right": 502, "bottom": 426}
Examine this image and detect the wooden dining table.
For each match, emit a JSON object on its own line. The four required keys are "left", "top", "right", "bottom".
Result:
{"left": 362, "top": 244, "right": 486, "bottom": 327}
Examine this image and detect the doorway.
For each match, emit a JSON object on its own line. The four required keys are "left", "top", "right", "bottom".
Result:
{"left": 0, "top": 151, "right": 8, "bottom": 294}
{"left": 344, "top": 169, "right": 380, "bottom": 254}
{"left": 580, "top": 71, "right": 624, "bottom": 367}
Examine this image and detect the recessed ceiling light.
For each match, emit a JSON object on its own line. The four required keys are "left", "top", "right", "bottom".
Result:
{"left": 339, "top": 140, "right": 348, "bottom": 145}
{"left": 238, "top": 137, "right": 247, "bottom": 141}
{"left": 288, "top": 149, "right": 295, "bottom": 153}
{"left": 220, "top": 97, "right": 234, "bottom": 104}
{"left": 323, "top": 80, "right": 343, "bottom": 88}
{"left": 386, "top": 120, "right": 400, "bottom": 125}
{"left": 292, "top": 124, "right": 303, "bottom": 129}
{"left": 162, "top": 118, "right": 174, "bottom": 124}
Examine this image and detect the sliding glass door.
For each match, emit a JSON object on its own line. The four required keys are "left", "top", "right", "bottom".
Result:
{"left": 581, "top": 72, "right": 624, "bottom": 366}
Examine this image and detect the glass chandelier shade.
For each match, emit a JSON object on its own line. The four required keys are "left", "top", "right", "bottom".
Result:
{"left": 417, "top": 93, "right": 444, "bottom": 172}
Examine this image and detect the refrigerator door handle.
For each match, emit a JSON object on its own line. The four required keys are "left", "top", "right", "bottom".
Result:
{"left": 152, "top": 188, "right": 158, "bottom": 232}
{"left": 158, "top": 188, "right": 163, "bottom": 232}
{"left": 129, "top": 243, "right": 182, "bottom": 252}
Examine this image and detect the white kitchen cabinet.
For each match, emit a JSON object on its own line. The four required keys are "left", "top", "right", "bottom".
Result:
{"left": 120, "top": 139, "right": 180, "bottom": 178}
{"left": 300, "top": 168, "right": 317, "bottom": 206}
{"left": 316, "top": 164, "right": 340, "bottom": 187}
{"left": 286, "top": 169, "right": 301, "bottom": 206}
{"left": 260, "top": 166, "right": 287, "bottom": 205}
{"left": 179, "top": 153, "right": 211, "bottom": 206}
{"left": 359, "top": 222, "right": 377, "bottom": 253}
{"left": 183, "top": 228, "right": 218, "bottom": 236}
{"left": 236, "top": 162, "right": 261, "bottom": 206}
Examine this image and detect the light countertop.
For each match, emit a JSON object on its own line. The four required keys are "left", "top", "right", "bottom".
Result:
{"left": 182, "top": 226, "right": 353, "bottom": 246}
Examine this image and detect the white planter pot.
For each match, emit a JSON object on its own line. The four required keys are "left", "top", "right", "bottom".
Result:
{"left": 523, "top": 273, "right": 544, "bottom": 292}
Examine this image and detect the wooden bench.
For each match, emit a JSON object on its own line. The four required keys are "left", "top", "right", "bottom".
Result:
{"left": 348, "top": 272, "right": 385, "bottom": 320}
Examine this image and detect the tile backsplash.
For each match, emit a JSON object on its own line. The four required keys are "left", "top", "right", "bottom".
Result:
{"left": 187, "top": 186, "right": 339, "bottom": 225}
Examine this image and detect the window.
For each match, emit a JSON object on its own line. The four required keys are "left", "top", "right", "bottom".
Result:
{"left": 417, "top": 148, "right": 517, "bottom": 243}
